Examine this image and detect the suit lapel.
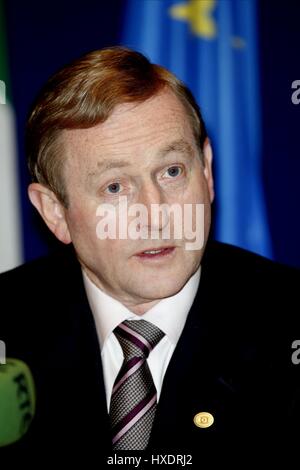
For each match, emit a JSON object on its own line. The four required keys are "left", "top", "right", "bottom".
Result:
{"left": 31, "top": 255, "right": 112, "bottom": 458}
{"left": 64, "top": 267, "right": 112, "bottom": 455}
{"left": 148, "top": 261, "right": 216, "bottom": 451}
{"left": 148, "top": 247, "right": 244, "bottom": 453}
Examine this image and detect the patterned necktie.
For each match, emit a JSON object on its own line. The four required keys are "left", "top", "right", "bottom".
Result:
{"left": 109, "top": 319, "right": 165, "bottom": 450}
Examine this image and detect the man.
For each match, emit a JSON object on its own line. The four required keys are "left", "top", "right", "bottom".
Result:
{"left": 1, "top": 47, "right": 300, "bottom": 465}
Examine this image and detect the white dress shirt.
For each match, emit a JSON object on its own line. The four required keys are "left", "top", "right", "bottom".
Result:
{"left": 82, "top": 268, "right": 200, "bottom": 410}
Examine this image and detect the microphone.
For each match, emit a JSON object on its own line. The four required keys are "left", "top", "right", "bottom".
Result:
{"left": 0, "top": 358, "right": 36, "bottom": 447}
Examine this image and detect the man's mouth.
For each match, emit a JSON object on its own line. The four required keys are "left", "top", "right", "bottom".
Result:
{"left": 135, "top": 247, "right": 175, "bottom": 259}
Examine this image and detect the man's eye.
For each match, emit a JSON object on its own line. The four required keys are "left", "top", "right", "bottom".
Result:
{"left": 164, "top": 166, "right": 182, "bottom": 178}
{"left": 106, "top": 182, "right": 122, "bottom": 193}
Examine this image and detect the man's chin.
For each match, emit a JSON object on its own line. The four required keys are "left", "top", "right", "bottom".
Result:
{"left": 134, "top": 278, "right": 189, "bottom": 302}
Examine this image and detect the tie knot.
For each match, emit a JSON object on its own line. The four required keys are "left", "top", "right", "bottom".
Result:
{"left": 114, "top": 320, "right": 165, "bottom": 359}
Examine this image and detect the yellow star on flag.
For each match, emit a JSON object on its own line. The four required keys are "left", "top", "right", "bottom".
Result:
{"left": 169, "top": 0, "right": 217, "bottom": 39}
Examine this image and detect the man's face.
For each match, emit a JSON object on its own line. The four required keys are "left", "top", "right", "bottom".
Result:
{"left": 61, "top": 90, "right": 214, "bottom": 312}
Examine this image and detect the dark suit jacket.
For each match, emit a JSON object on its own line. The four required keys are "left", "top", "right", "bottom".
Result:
{"left": 1, "top": 241, "right": 300, "bottom": 466}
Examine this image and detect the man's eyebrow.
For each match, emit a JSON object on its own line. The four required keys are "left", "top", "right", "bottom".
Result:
{"left": 158, "top": 139, "right": 195, "bottom": 158}
{"left": 87, "top": 159, "right": 131, "bottom": 179}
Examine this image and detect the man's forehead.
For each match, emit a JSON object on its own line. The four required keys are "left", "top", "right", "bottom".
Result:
{"left": 62, "top": 90, "right": 198, "bottom": 177}
{"left": 64, "top": 90, "right": 190, "bottom": 142}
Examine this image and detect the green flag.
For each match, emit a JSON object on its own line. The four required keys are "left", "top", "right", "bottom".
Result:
{"left": 0, "top": 0, "right": 22, "bottom": 272}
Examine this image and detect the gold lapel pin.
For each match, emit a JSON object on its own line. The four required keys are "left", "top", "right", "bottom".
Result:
{"left": 193, "top": 412, "right": 214, "bottom": 428}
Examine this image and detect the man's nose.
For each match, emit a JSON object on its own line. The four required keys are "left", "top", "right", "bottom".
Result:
{"left": 137, "top": 182, "right": 169, "bottom": 233}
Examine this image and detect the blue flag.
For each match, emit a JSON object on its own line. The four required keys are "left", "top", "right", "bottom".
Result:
{"left": 122, "top": 0, "right": 272, "bottom": 258}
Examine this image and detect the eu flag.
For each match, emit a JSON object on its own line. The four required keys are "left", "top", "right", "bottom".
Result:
{"left": 122, "top": 0, "right": 272, "bottom": 259}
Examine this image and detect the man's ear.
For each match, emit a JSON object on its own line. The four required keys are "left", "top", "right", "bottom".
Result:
{"left": 28, "top": 183, "right": 71, "bottom": 244}
{"left": 203, "top": 138, "right": 215, "bottom": 203}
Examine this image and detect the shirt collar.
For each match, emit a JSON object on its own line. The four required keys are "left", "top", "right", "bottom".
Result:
{"left": 82, "top": 267, "right": 200, "bottom": 349}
